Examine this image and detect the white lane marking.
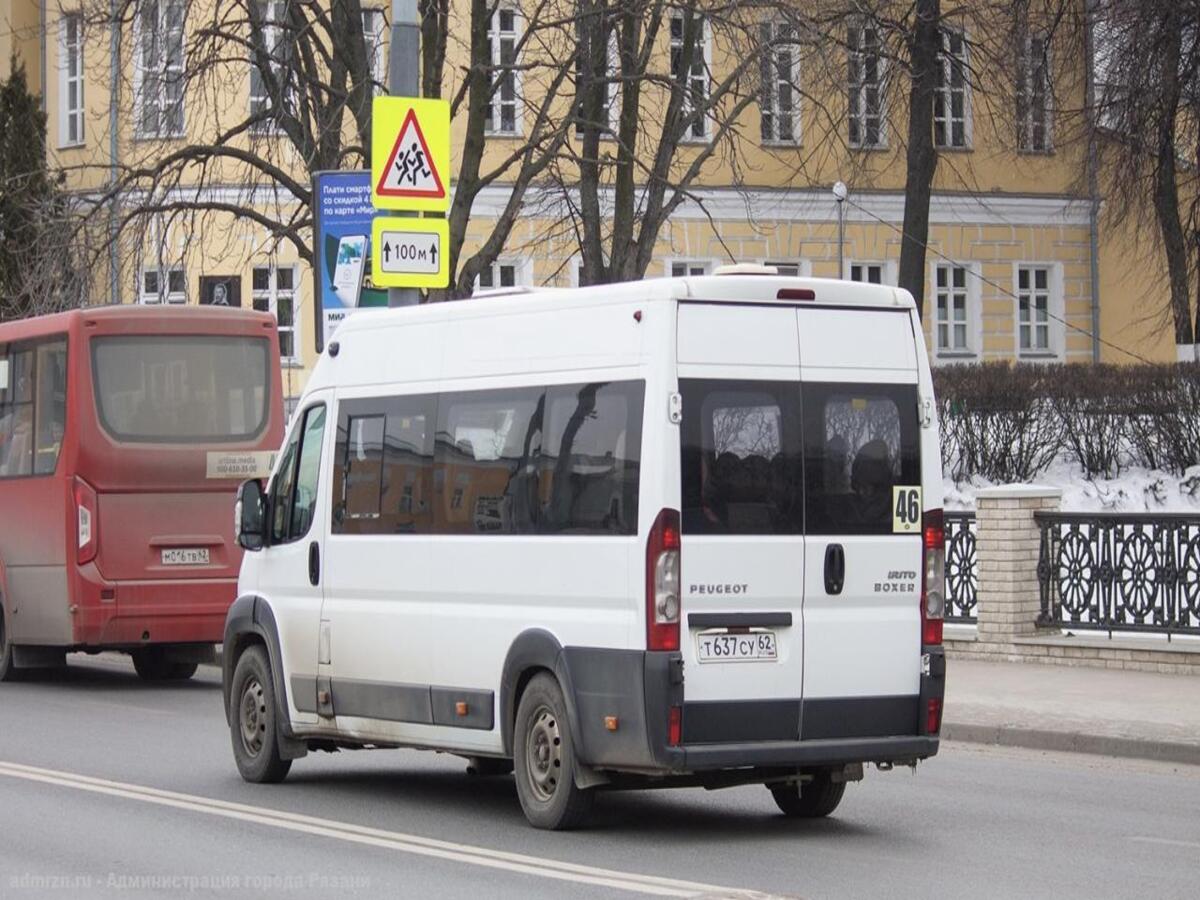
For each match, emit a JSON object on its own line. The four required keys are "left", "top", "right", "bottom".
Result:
{"left": 1129, "top": 836, "right": 1200, "bottom": 850}
{"left": 0, "top": 760, "right": 781, "bottom": 898}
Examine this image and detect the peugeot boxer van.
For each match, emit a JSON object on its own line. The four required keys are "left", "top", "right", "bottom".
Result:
{"left": 224, "top": 269, "right": 946, "bottom": 830}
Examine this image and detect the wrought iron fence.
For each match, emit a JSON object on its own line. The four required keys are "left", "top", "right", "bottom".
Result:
{"left": 944, "top": 512, "right": 978, "bottom": 623}
{"left": 1035, "top": 512, "right": 1200, "bottom": 638}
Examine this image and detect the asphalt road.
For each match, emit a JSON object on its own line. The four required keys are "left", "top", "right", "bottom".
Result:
{"left": 1, "top": 656, "right": 1198, "bottom": 899}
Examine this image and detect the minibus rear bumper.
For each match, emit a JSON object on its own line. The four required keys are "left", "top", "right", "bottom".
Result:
{"left": 71, "top": 563, "right": 235, "bottom": 647}
{"left": 557, "top": 646, "right": 943, "bottom": 778}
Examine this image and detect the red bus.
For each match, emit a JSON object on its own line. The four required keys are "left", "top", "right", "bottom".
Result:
{"left": 0, "top": 306, "right": 284, "bottom": 681}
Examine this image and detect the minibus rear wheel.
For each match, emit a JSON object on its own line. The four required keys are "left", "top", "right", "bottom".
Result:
{"left": 131, "top": 647, "right": 198, "bottom": 681}
{"left": 513, "top": 672, "right": 594, "bottom": 830}
{"left": 229, "top": 645, "right": 291, "bottom": 784}
{"left": 769, "top": 769, "right": 846, "bottom": 818}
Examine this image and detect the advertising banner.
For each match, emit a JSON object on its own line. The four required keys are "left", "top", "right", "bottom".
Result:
{"left": 311, "top": 170, "right": 388, "bottom": 351}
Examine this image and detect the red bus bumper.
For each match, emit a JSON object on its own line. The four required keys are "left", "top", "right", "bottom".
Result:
{"left": 72, "top": 563, "right": 236, "bottom": 648}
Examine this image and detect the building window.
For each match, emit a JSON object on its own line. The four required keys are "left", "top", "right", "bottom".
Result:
{"left": 1017, "top": 265, "right": 1053, "bottom": 355}
{"left": 934, "top": 264, "right": 972, "bottom": 355}
{"left": 1017, "top": 33, "right": 1051, "bottom": 151}
{"left": 671, "top": 260, "right": 711, "bottom": 277}
{"left": 487, "top": 7, "right": 520, "bottom": 135}
{"left": 759, "top": 22, "right": 799, "bottom": 144}
{"left": 574, "top": 16, "right": 617, "bottom": 136}
{"left": 253, "top": 265, "right": 299, "bottom": 364}
{"left": 765, "top": 261, "right": 806, "bottom": 277}
{"left": 59, "top": 14, "right": 85, "bottom": 147}
{"left": 478, "top": 262, "right": 520, "bottom": 289}
{"left": 135, "top": 0, "right": 185, "bottom": 138}
{"left": 935, "top": 29, "right": 970, "bottom": 149}
{"left": 670, "top": 12, "right": 709, "bottom": 140}
{"left": 139, "top": 267, "right": 186, "bottom": 305}
{"left": 362, "top": 8, "right": 386, "bottom": 95}
{"left": 248, "top": 1, "right": 292, "bottom": 132}
{"left": 849, "top": 262, "right": 885, "bottom": 284}
{"left": 848, "top": 21, "right": 885, "bottom": 148}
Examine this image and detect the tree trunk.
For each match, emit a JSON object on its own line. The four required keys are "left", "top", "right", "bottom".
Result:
{"left": 1150, "top": 14, "right": 1194, "bottom": 347}
{"left": 898, "top": 0, "right": 941, "bottom": 321}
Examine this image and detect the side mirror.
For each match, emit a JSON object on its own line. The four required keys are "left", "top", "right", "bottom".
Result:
{"left": 235, "top": 479, "right": 266, "bottom": 551}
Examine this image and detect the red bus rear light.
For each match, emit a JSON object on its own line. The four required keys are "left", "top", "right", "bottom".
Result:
{"left": 74, "top": 477, "right": 99, "bottom": 565}
{"left": 926, "top": 697, "right": 943, "bottom": 734}
{"left": 646, "top": 508, "right": 681, "bottom": 651}
{"left": 668, "top": 705, "right": 682, "bottom": 746}
{"left": 921, "top": 508, "right": 945, "bottom": 646}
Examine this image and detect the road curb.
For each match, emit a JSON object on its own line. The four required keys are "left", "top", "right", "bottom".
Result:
{"left": 942, "top": 721, "right": 1200, "bottom": 767}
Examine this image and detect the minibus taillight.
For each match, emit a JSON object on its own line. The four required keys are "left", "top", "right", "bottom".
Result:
{"left": 921, "top": 508, "right": 945, "bottom": 646}
{"left": 646, "top": 508, "right": 682, "bottom": 651}
{"left": 74, "top": 477, "right": 99, "bottom": 565}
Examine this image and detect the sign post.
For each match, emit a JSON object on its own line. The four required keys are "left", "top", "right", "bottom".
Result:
{"left": 387, "top": 0, "right": 422, "bottom": 307}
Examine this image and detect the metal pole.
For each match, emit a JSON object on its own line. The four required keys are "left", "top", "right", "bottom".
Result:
{"left": 388, "top": 0, "right": 421, "bottom": 307}
{"left": 833, "top": 181, "right": 848, "bottom": 279}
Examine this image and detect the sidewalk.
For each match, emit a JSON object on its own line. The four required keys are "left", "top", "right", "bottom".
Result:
{"left": 942, "top": 657, "right": 1200, "bottom": 766}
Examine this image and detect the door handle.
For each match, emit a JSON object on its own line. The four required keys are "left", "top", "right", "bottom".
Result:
{"left": 308, "top": 541, "right": 320, "bottom": 587}
{"left": 824, "top": 544, "right": 845, "bottom": 595}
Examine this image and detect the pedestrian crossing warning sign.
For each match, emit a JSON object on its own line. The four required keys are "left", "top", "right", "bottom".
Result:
{"left": 371, "top": 96, "right": 451, "bottom": 212}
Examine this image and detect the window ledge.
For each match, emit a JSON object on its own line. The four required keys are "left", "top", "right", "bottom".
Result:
{"left": 1017, "top": 147, "right": 1055, "bottom": 156}
{"left": 57, "top": 139, "right": 87, "bottom": 150}
{"left": 936, "top": 351, "right": 978, "bottom": 360}
{"left": 281, "top": 360, "right": 305, "bottom": 369}
{"left": 484, "top": 129, "right": 524, "bottom": 140}
{"left": 761, "top": 139, "right": 802, "bottom": 149}
{"left": 849, "top": 143, "right": 889, "bottom": 152}
{"left": 1018, "top": 352, "right": 1061, "bottom": 361}
{"left": 936, "top": 145, "right": 974, "bottom": 153}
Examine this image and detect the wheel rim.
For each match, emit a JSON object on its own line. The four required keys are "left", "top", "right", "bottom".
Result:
{"left": 239, "top": 677, "right": 268, "bottom": 758}
{"left": 523, "top": 704, "right": 562, "bottom": 803}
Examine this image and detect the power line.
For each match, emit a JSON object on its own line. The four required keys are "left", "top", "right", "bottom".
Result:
{"left": 843, "top": 195, "right": 1157, "bottom": 366}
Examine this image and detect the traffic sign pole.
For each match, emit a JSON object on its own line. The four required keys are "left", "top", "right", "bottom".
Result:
{"left": 388, "top": 0, "right": 420, "bottom": 308}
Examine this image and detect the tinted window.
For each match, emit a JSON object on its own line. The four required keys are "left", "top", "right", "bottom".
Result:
{"left": 332, "top": 395, "right": 434, "bottom": 535}
{"left": 434, "top": 386, "right": 545, "bottom": 535}
{"left": 540, "top": 381, "right": 643, "bottom": 535}
{"left": 91, "top": 336, "right": 269, "bottom": 442}
{"left": 680, "top": 379, "right": 803, "bottom": 535}
{"left": 34, "top": 341, "right": 68, "bottom": 475}
{"left": 802, "top": 383, "right": 920, "bottom": 535}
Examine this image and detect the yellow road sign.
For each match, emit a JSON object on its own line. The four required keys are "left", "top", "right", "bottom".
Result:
{"left": 371, "top": 97, "right": 451, "bottom": 212}
{"left": 370, "top": 217, "right": 451, "bottom": 289}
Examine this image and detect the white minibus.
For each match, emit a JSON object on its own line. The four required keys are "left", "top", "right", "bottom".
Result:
{"left": 224, "top": 269, "right": 947, "bottom": 829}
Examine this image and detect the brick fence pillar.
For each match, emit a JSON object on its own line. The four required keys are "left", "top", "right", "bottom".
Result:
{"left": 974, "top": 486, "right": 1062, "bottom": 649}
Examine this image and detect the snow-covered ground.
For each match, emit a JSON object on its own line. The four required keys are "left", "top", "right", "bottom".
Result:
{"left": 944, "top": 460, "right": 1200, "bottom": 513}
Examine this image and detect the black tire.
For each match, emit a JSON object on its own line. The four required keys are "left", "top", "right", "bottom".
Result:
{"left": 228, "top": 645, "right": 291, "bottom": 784}
{"left": 131, "top": 647, "right": 198, "bottom": 681}
{"left": 770, "top": 770, "right": 847, "bottom": 818}
{"left": 0, "top": 601, "right": 16, "bottom": 683}
{"left": 512, "top": 673, "right": 594, "bottom": 830}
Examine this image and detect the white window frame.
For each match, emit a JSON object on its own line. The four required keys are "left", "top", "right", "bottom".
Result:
{"left": 58, "top": 13, "right": 85, "bottom": 148}
{"left": 1017, "top": 32, "right": 1052, "bottom": 152}
{"left": 138, "top": 266, "right": 186, "bottom": 305}
{"left": 476, "top": 258, "right": 530, "bottom": 291}
{"left": 486, "top": 6, "right": 522, "bottom": 136}
{"left": 762, "top": 260, "right": 811, "bottom": 277}
{"left": 934, "top": 28, "right": 972, "bottom": 150}
{"left": 252, "top": 264, "right": 301, "bottom": 365}
{"left": 759, "top": 21, "right": 800, "bottom": 145}
{"left": 362, "top": 7, "right": 387, "bottom": 96}
{"left": 1013, "top": 262, "right": 1064, "bottom": 360}
{"left": 670, "top": 11, "right": 711, "bottom": 142}
{"left": 848, "top": 20, "right": 886, "bottom": 149}
{"left": 248, "top": 0, "right": 289, "bottom": 132}
{"left": 133, "top": 0, "right": 186, "bottom": 139}
{"left": 930, "top": 261, "right": 981, "bottom": 362}
{"left": 845, "top": 260, "right": 897, "bottom": 285}
{"left": 667, "top": 259, "right": 714, "bottom": 278}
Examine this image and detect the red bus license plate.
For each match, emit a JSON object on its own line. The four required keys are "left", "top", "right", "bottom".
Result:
{"left": 161, "top": 548, "right": 210, "bottom": 566}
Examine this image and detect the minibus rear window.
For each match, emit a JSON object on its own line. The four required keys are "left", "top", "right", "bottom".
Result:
{"left": 91, "top": 336, "right": 269, "bottom": 443}
{"left": 679, "top": 379, "right": 803, "bottom": 535}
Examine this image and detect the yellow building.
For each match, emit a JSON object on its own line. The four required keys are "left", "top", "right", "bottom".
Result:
{"left": 6, "top": 1, "right": 1182, "bottom": 405}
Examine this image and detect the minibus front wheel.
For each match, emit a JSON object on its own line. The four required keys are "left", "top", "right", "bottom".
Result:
{"left": 513, "top": 672, "right": 594, "bottom": 830}
{"left": 228, "top": 645, "right": 291, "bottom": 784}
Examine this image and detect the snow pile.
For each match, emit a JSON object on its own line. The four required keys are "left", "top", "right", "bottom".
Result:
{"left": 944, "top": 462, "right": 1200, "bottom": 513}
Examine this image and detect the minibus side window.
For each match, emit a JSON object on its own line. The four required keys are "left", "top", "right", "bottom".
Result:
{"left": 0, "top": 347, "right": 36, "bottom": 478}
{"left": 331, "top": 394, "right": 434, "bottom": 535}
{"left": 679, "top": 380, "right": 803, "bottom": 535}
{"left": 801, "top": 383, "right": 920, "bottom": 535}
{"left": 540, "top": 381, "right": 643, "bottom": 535}
{"left": 34, "top": 340, "right": 68, "bottom": 475}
